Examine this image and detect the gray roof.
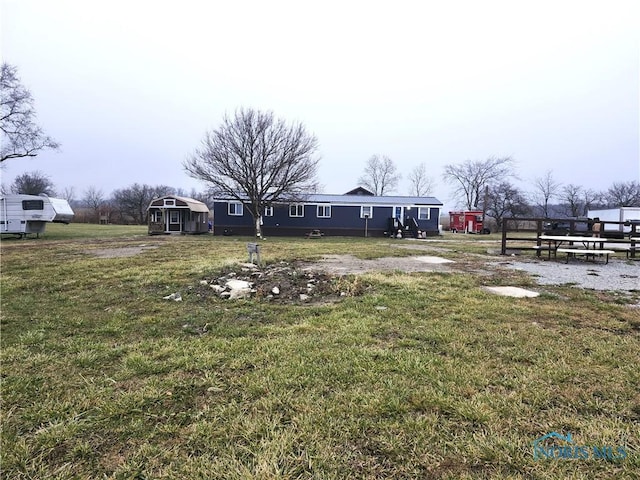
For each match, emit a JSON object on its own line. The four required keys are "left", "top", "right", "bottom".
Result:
{"left": 215, "top": 193, "right": 442, "bottom": 206}
{"left": 302, "top": 194, "right": 442, "bottom": 206}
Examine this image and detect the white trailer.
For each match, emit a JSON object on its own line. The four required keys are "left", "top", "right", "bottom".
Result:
{"left": 587, "top": 207, "right": 640, "bottom": 234}
{"left": 0, "top": 194, "right": 74, "bottom": 237}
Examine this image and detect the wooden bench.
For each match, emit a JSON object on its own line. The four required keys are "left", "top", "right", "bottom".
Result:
{"left": 556, "top": 248, "right": 615, "bottom": 264}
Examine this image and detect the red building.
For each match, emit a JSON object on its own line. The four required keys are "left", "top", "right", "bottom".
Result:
{"left": 449, "top": 210, "right": 484, "bottom": 233}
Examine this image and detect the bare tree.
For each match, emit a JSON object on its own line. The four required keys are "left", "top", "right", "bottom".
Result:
{"left": 531, "top": 170, "right": 561, "bottom": 217}
{"left": 582, "top": 188, "right": 604, "bottom": 214}
{"left": 112, "top": 183, "right": 175, "bottom": 224}
{"left": 358, "top": 155, "right": 400, "bottom": 196}
{"left": 184, "top": 108, "right": 319, "bottom": 237}
{"left": 1, "top": 63, "right": 59, "bottom": 163}
{"left": 83, "top": 186, "right": 105, "bottom": 223}
{"left": 60, "top": 186, "right": 76, "bottom": 204}
{"left": 408, "top": 163, "right": 435, "bottom": 197}
{"left": 605, "top": 180, "right": 640, "bottom": 207}
{"left": 559, "top": 184, "right": 584, "bottom": 217}
{"left": 10, "top": 171, "right": 55, "bottom": 195}
{"left": 443, "top": 156, "right": 515, "bottom": 210}
{"left": 485, "top": 181, "right": 530, "bottom": 229}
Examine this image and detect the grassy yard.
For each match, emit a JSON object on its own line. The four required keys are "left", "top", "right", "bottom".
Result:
{"left": 1, "top": 225, "right": 638, "bottom": 479}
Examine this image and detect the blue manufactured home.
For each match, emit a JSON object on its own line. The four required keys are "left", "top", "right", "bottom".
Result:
{"left": 212, "top": 188, "right": 443, "bottom": 237}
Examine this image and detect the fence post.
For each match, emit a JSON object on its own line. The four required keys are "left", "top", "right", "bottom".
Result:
{"left": 501, "top": 219, "right": 508, "bottom": 255}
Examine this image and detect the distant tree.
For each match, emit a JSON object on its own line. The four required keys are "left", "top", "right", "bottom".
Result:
{"left": 408, "top": 163, "right": 435, "bottom": 197}
{"left": 112, "top": 183, "right": 175, "bottom": 224}
{"left": 358, "top": 155, "right": 400, "bottom": 196}
{"left": 443, "top": 156, "right": 515, "bottom": 210}
{"left": 605, "top": 180, "right": 640, "bottom": 207}
{"left": 60, "top": 186, "right": 76, "bottom": 203}
{"left": 581, "top": 188, "right": 604, "bottom": 215}
{"left": 83, "top": 186, "right": 105, "bottom": 223}
{"left": 1, "top": 63, "right": 59, "bottom": 163}
{"left": 559, "top": 184, "right": 584, "bottom": 217}
{"left": 530, "top": 170, "right": 561, "bottom": 217}
{"left": 485, "top": 181, "right": 530, "bottom": 229}
{"left": 10, "top": 171, "right": 55, "bottom": 195}
{"left": 184, "top": 108, "right": 319, "bottom": 237}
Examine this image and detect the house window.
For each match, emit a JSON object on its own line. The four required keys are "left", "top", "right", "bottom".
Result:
{"left": 264, "top": 206, "right": 273, "bottom": 217}
{"left": 22, "top": 200, "right": 44, "bottom": 210}
{"left": 418, "top": 207, "right": 430, "bottom": 220}
{"left": 170, "top": 211, "right": 180, "bottom": 224}
{"left": 317, "top": 205, "right": 331, "bottom": 218}
{"left": 289, "top": 204, "right": 304, "bottom": 217}
{"left": 228, "top": 202, "right": 243, "bottom": 216}
{"left": 360, "top": 206, "right": 373, "bottom": 218}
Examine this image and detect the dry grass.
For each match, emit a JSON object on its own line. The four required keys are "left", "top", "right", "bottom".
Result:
{"left": 1, "top": 225, "right": 638, "bottom": 479}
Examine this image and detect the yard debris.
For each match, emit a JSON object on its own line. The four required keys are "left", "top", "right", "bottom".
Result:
{"left": 163, "top": 292, "right": 182, "bottom": 301}
{"left": 483, "top": 286, "right": 539, "bottom": 298}
{"left": 191, "top": 261, "right": 368, "bottom": 304}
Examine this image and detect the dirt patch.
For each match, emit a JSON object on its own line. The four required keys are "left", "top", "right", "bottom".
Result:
{"left": 300, "top": 254, "right": 454, "bottom": 275}
{"left": 192, "top": 261, "right": 369, "bottom": 304}
{"left": 87, "top": 245, "right": 158, "bottom": 258}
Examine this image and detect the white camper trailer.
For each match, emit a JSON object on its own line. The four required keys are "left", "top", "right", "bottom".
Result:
{"left": 587, "top": 207, "right": 640, "bottom": 235}
{"left": 0, "top": 194, "right": 74, "bottom": 237}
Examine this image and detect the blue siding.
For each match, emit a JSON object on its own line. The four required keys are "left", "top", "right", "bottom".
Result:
{"left": 213, "top": 199, "right": 441, "bottom": 236}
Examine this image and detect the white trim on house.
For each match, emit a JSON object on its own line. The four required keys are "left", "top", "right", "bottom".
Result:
{"left": 317, "top": 205, "right": 331, "bottom": 218}
{"left": 289, "top": 204, "right": 304, "bottom": 217}
{"left": 228, "top": 202, "right": 243, "bottom": 216}
{"left": 360, "top": 206, "right": 373, "bottom": 218}
{"left": 418, "top": 207, "right": 430, "bottom": 220}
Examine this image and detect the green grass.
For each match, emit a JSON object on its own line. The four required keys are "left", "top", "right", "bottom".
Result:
{"left": 1, "top": 226, "right": 638, "bottom": 479}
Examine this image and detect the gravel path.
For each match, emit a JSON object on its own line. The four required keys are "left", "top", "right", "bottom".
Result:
{"left": 494, "top": 258, "right": 639, "bottom": 291}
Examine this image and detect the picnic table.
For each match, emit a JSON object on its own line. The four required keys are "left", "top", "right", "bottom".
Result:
{"left": 537, "top": 235, "right": 615, "bottom": 264}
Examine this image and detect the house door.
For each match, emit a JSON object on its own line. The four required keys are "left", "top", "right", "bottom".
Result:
{"left": 394, "top": 206, "right": 404, "bottom": 224}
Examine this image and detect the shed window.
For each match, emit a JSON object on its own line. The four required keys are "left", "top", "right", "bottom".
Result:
{"left": 289, "top": 204, "right": 304, "bottom": 217}
{"left": 360, "top": 206, "right": 373, "bottom": 218}
{"left": 22, "top": 200, "right": 44, "bottom": 210}
{"left": 228, "top": 202, "right": 243, "bottom": 216}
{"left": 170, "top": 211, "right": 180, "bottom": 224}
{"left": 164, "top": 199, "right": 175, "bottom": 206}
{"left": 317, "top": 205, "right": 331, "bottom": 218}
{"left": 418, "top": 207, "right": 430, "bottom": 220}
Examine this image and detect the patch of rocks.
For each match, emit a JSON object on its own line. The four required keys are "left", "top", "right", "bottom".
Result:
{"left": 193, "top": 261, "right": 347, "bottom": 303}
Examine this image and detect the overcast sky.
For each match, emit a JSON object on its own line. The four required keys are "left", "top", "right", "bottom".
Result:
{"left": 1, "top": 0, "right": 639, "bottom": 209}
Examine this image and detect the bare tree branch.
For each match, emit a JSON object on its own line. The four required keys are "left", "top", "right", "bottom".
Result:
{"left": 1, "top": 63, "right": 59, "bottom": 163}
{"left": 408, "top": 162, "right": 434, "bottom": 196}
{"left": 183, "top": 108, "right": 319, "bottom": 237}
{"left": 605, "top": 180, "right": 640, "bottom": 207}
{"left": 358, "top": 155, "right": 400, "bottom": 196}
{"left": 443, "top": 156, "right": 515, "bottom": 209}
{"left": 10, "top": 170, "right": 55, "bottom": 195}
{"left": 530, "top": 170, "right": 561, "bottom": 217}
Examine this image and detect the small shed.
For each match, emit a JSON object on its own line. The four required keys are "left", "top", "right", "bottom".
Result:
{"left": 449, "top": 210, "right": 484, "bottom": 233}
{"left": 147, "top": 195, "right": 210, "bottom": 235}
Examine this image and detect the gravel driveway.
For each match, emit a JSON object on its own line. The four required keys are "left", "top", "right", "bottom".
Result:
{"left": 494, "top": 258, "right": 639, "bottom": 292}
